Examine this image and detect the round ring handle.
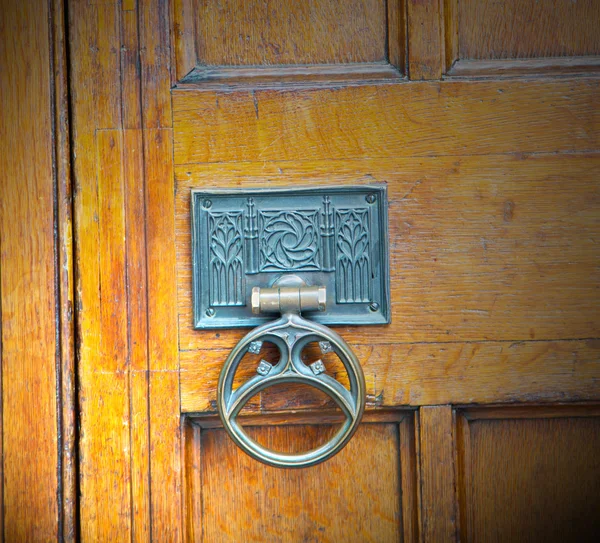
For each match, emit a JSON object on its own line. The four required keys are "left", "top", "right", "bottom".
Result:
{"left": 217, "top": 313, "right": 365, "bottom": 468}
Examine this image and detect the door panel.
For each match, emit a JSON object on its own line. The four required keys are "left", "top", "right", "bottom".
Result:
{"left": 65, "top": 0, "right": 600, "bottom": 541}
{"left": 185, "top": 414, "right": 416, "bottom": 542}
{"left": 456, "top": 407, "right": 600, "bottom": 542}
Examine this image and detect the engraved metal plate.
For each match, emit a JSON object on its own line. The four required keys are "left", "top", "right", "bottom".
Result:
{"left": 192, "top": 185, "right": 390, "bottom": 329}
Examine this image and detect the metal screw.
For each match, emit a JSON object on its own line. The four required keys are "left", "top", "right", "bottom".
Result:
{"left": 248, "top": 340, "right": 263, "bottom": 354}
{"left": 203, "top": 199, "right": 212, "bottom": 209}
{"left": 310, "top": 360, "right": 326, "bottom": 375}
{"left": 366, "top": 194, "right": 376, "bottom": 204}
{"left": 206, "top": 307, "right": 215, "bottom": 317}
{"left": 368, "top": 302, "right": 380, "bottom": 312}
{"left": 257, "top": 360, "right": 273, "bottom": 376}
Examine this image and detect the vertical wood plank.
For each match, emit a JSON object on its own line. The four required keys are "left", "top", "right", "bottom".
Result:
{"left": 183, "top": 422, "right": 202, "bottom": 542}
{"left": 78, "top": 130, "right": 132, "bottom": 541}
{"left": 407, "top": 0, "right": 444, "bottom": 80}
{"left": 123, "top": 129, "right": 151, "bottom": 543}
{"left": 121, "top": 10, "right": 142, "bottom": 130}
{"left": 0, "top": 0, "right": 60, "bottom": 539}
{"left": 419, "top": 405, "right": 457, "bottom": 542}
{"left": 387, "top": 0, "right": 407, "bottom": 73}
{"left": 455, "top": 412, "right": 472, "bottom": 542}
{"left": 443, "top": 0, "right": 458, "bottom": 72}
{"left": 69, "top": 0, "right": 183, "bottom": 538}
{"left": 145, "top": 127, "right": 183, "bottom": 541}
{"left": 52, "top": 0, "right": 77, "bottom": 537}
{"left": 400, "top": 414, "right": 420, "bottom": 542}
{"left": 68, "top": 2, "right": 135, "bottom": 540}
{"left": 172, "top": 0, "right": 197, "bottom": 80}
{"left": 139, "top": 2, "right": 181, "bottom": 534}
{"left": 139, "top": 0, "right": 173, "bottom": 127}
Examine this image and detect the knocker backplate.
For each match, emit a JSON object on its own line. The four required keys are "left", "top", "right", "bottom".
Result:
{"left": 191, "top": 185, "right": 390, "bottom": 329}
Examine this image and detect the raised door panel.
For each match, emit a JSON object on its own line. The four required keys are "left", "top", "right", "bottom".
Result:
{"left": 184, "top": 414, "right": 418, "bottom": 542}
{"left": 456, "top": 407, "right": 600, "bottom": 542}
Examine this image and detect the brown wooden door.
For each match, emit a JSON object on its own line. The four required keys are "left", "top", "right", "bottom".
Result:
{"left": 2, "top": 0, "right": 599, "bottom": 541}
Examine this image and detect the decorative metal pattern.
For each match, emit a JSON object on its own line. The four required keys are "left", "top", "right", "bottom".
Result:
{"left": 217, "top": 283, "right": 365, "bottom": 468}
{"left": 259, "top": 210, "right": 320, "bottom": 271}
{"left": 335, "top": 208, "right": 371, "bottom": 303}
{"left": 320, "top": 196, "right": 335, "bottom": 271}
{"left": 191, "top": 185, "right": 390, "bottom": 329}
{"left": 209, "top": 212, "right": 244, "bottom": 306}
{"left": 244, "top": 198, "right": 259, "bottom": 274}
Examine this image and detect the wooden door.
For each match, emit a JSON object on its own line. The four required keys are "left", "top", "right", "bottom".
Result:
{"left": 2, "top": 0, "right": 599, "bottom": 541}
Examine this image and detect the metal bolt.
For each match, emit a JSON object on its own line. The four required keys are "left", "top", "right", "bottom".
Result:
{"left": 257, "top": 360, "right": 273, "bottom": 376}
{"left": 368, "top": 302, "right": 380, "bottom": 312}
{"left": 319, "top": 341, "right": 333, "bottom": 354}
{"left": 206, "top": 307, "right": 215, "bottom": 317}
{"left": 248, "top": 340, "right": 263, "bottom": 354}
{"left": 310, "top": 360, "right": 326, "bottom": 375}
{"left": 366, "top": 194, "right": 376, "bottom": 204}
{"left": 203, "top": 199, "right": 212, "bottom": 209}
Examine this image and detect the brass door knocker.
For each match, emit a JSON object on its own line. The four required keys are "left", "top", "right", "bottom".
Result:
{"left": 217, "top": 276, "right": 365, "bottom": 468}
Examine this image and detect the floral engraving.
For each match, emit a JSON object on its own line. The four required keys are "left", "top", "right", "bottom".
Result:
{"left": 335, "top": 209, "right": 371, "bottom": 303}
{"left": 259, "top": 210, "right": 320, "bottom": 271}
{"left": 209, "top": 212, "right": 244, "bottom": 306}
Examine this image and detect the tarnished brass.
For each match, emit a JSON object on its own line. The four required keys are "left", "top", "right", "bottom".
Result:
{"left": 217, "top": 277, "right": 366, "bottom": 468}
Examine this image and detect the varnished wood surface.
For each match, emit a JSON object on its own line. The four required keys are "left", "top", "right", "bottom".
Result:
{"left": 457, "top": 409, "right": 600, "bottom": 542}
{"left": 0, "top": 0, "right": 66, "bottom": 538}
{"left": 173, "top": 79, "right": 598, "bottom": 162}
{"left": 192, "top": 0, "right": 387, "bottom": 66}
{"left": 52, "top": 0, "right": 77, "bottom": 538}
{"left": 407, "top": 0, "right": 443, "bottom": 80}
{"left": 459, "top": 0, "right": 600, "bottom": 60}
{"left": 447, "top": 56, "right": 600, "bottom": 78}
{"left": 68, "top": 0, "right": 182, "bottom": 539}
{"left": 419, "top": 406, "right": 457, "bottom": 542}
{"left": 194, "top": 421, "right": 406, "bottom": 542}
{"left": 176, "top": 154, "right": 599, "bottom": 352}
{"left": 181, "top": 340, "right": 600, "bottom": 412}
{"left": 63, "top": 0, "right": 600, "bottom": 540}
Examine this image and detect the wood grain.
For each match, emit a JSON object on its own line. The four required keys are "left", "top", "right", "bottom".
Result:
{"left": 175, "top": 155, "right": 600, "bottom": 351}
{"left": 459, "top": 0, "right": 600, "bottom": 60}
{"left": 172, "top": 0, "right": 196, "bottom": 80}
{"left": 144, "top": 128, "right": 183, "bottom": 541}
{"left": 195, "top": 422, "right": 404, "bottom": 542}
{"left": 443, "top": 0, "right": 458, "bottom": 72}
{"left": 77, "top": 129, "right": 132, "bottom": 541}
{"left": 407, "top": 0, "right": 443, "bottom": 79}
{"left": 123, "top": 129, "right": 151, "bottom": 542}
{"left": 193, "top": 0, "right": 387, "bottom": 66}
{"left": 173, "top": 79, "right": 598, "bottom": 163}
{"left": 180, "top": 340, "right": 600, "bottom": 412}
{"left": 53, "top": 0, "right": 77, "bottom": 538}
{"left": 419, "top": 406, "right": 457, "bottom": 542}
{"left": 69, "top": 0, "right": 184, "bottom": 539}
{"left": 387, "top": 0, "right": 406, "bottom": 72}
{"left": 456, "top": 409, "right": 600, "bottom": 542}
{"left": 0, "top": 0, "right": 60, "bottom": 538}
{"left": 447, "top": 56, "right": 600, "bottom": 78}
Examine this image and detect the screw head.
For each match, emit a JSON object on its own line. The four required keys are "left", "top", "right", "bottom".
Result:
{"left": 203, "top": 199, "right": 212, "bottom": 209}
{"left": 366, "top": 194, "right": 376, "bottom": 204}
{"left": 205, "top": 307, "right": 215, "bottom": 317}
{"left": 257, "top": 360, "right": 273, "bottom": 376}
{"left": 368, "top": 302, "right": 380, "bottom": 312}
{"left": 310, "top": 360, "right": 326, "bottom": 375}
{"left": 248, "top": 340, "right": 263, "bottom": 354}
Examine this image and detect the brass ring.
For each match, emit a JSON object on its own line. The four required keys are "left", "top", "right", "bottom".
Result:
{"left": 217, "top": 313, "right": 365, "bottom": 468}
